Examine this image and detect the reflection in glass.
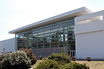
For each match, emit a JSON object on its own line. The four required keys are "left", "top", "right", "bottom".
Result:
{"left": 16, "top": 18, "right": 75, "bottom": 52}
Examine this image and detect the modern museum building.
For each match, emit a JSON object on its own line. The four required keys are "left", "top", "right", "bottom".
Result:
{"left": 1, "top": 7, "right": 104, "bottom": 59}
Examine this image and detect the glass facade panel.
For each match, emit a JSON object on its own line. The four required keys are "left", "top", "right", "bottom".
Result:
{"left": 16, "top": 18, "right": 75, "bottom": 55}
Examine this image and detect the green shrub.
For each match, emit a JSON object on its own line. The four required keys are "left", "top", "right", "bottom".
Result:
{"left": 72, "top": 62, "right": 89, "bottom": 69}
{"left": 0, "top": 51, "right": 31, "bottom": 69}
{"left": 60, "top": 63, "right": 75, "bottom": 69}
{"left": 19, "top": 48, "right": 37, "bottom": 65}
{"left": 35, "top": 60, "right": 60, "bottom": 69}
{"left": 60, "top": 62, "right": 89, "bottom": 69}
{"left": 47, "top": 53, "right": 70, "bottom": 64}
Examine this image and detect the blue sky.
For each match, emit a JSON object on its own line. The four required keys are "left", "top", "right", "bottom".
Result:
{"left": 0, "top": 0, "right": 104, "bottom": 41}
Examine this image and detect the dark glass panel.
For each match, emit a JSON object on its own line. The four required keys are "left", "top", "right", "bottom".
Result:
{"left": 38, "top": 43, "right": 43, "bottom": 48}
{"left": 16, "top": 18, "right": 75, "bottom": 52}
{"left": 51, "top": 42, "right": 58, "bottom": 47}
{"left": 44, "top": 43, "right": 50, "bottom": 48}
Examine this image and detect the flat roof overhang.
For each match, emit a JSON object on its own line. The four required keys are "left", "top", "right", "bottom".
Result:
{"left": 9, "top": 7, "right": 92, "bottom": 34}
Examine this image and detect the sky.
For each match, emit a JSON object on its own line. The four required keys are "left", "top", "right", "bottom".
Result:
{"left": 0, "top": 0, "right": 104, "bottom": 41}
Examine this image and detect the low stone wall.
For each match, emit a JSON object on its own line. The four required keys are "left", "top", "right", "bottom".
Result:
{"left": 32, "top": 46, "right": 68, "bottom": 58}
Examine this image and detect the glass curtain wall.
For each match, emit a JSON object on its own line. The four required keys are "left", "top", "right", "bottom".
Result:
{"left": 16, "top": 18, "right": 75, "bottom": 52}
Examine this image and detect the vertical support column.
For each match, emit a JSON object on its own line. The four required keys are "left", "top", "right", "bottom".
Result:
{"left": 58, "top": 28, "right": 59, "bottom": 47}
{"left": 15, "top": 34, "right": 17, "bottom": 51}
{"left": 43, "top": 32, "right": 44, "bottom": 48}
{"left": 50, "top": 29, "right": 52, "bottom": 48}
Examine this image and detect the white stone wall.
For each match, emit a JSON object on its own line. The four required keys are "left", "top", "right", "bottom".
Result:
{"left": 75, "top": 10, "right": 104, "bottom": 59}
{"left": 0, "top": 38, "right": 16, "bottom": 53}
{"left": 75, "top": 31, "right": 104, "bottom": 59}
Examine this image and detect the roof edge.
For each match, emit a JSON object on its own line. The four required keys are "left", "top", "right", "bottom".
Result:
{"left": 9, "top": 7, "right": 92, "bottom": 34}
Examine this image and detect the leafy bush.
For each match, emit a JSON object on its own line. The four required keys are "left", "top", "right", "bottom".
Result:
{"left": 73, "top": 62, "right": 89, "bottom": 69}
{"left": 26, "top": 49, "right": 37, "bottom": 65}
{"left": 47, "top": 53, "right": 70, "bottom": 64}
{"left": 19, "top": 48, "right": 37, "bottom": 65}
{"left": 0, "top": 52, "right": 11, "bottom": 62}
{"left": 34, "top": 59, "right": 60, "bottom": 69}
{"left": 31, "top": 56, "right": 37, "bottom": 65}
{"left": 60, "top": 63, "right": 75, "bottom": 69}
{"left": 0, "top": 51, "right": 31, "bottom": 69}
{"left": 0, "top": 55, "right": 6, "bottom": 62}
{"left": 60, "top": 62, "right": 89, "bottom": 69}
